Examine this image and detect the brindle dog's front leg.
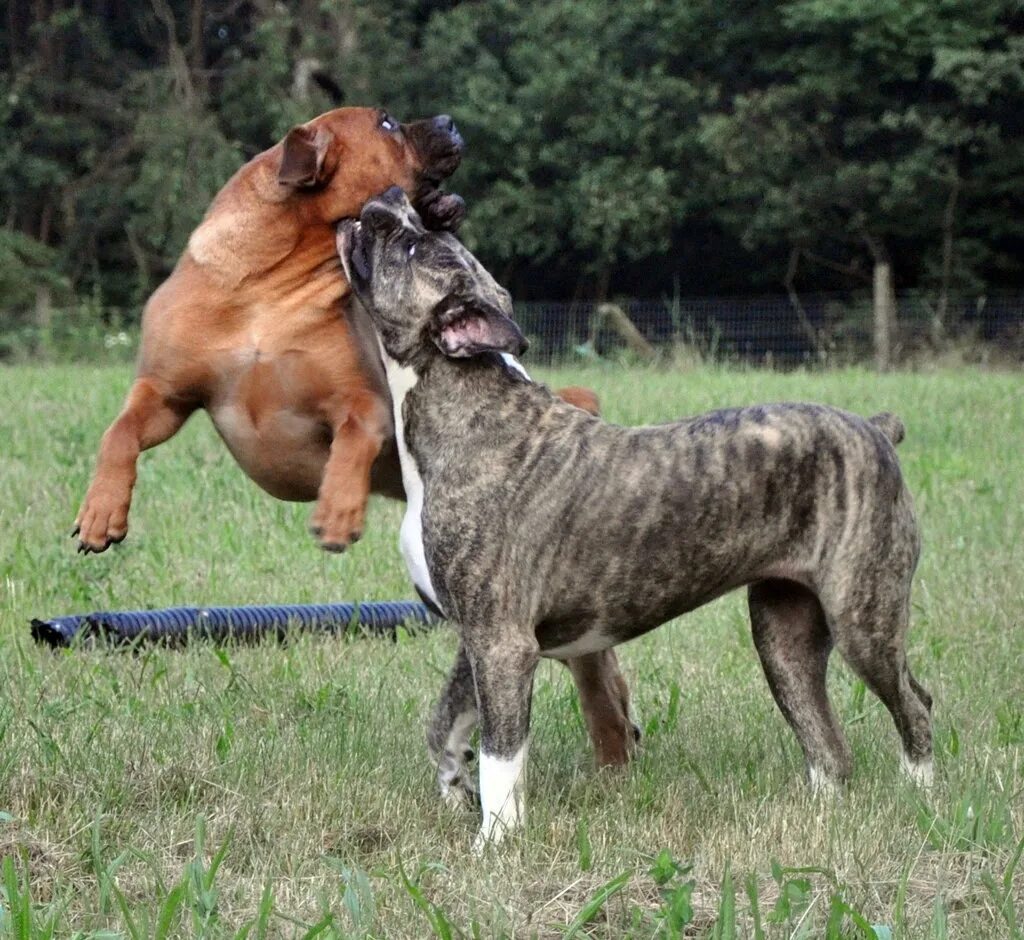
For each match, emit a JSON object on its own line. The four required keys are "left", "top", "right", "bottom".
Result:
{"left": 427, "top": 643, "right": 479, "bottom": 807}
{"left": 464, "top": 630, "right": 540, "bottom": 851}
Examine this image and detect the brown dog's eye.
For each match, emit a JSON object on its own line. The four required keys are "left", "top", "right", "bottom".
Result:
{"left": 380, "top": 113, "right": 398, "bottom": 132}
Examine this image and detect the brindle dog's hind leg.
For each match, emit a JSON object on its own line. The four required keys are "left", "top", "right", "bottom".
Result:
{"left": 827, "top": 592, "right": 933, "bottom": 786}
{"left": 749, "top": 579, "right": 853, "bottom": 790}
{"left": 426, "top": 643, "right": 479, "bottom": 808}
{"left": 564, "top": 650, "right": 641, "bottom": 767}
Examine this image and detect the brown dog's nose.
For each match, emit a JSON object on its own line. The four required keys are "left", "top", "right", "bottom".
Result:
{"left": 402, "top": 114, "right": 464, "bottom": 182}
{"left": 432, "top": 115, "right": 463, "bottom": 154}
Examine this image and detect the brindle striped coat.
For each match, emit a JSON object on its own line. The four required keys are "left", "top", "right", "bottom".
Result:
{"left": 338, "top": 188, "right": 933, "bottom": 849}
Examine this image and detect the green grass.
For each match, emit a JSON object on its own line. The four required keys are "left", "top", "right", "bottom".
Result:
{"left": 1, "top": 363, "right": 1022, "bottom": 938}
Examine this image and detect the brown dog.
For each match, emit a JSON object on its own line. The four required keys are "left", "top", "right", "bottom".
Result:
{"left": 74, "top": 106, "right": 637, "bottom": 766}
{"left": 75, "top": 107, "right": 465, "bottom": 555}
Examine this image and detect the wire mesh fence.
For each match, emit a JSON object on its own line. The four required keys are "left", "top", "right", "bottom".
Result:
{"left": 515, "top": 291, "right": 1024, "bottom": 366}
{"left": 3, "top": 290, "right": 1023, "bottom": 366}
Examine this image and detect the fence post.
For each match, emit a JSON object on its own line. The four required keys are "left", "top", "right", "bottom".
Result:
{"left": 873, "top": 261, "right": 895, "bottom": 371}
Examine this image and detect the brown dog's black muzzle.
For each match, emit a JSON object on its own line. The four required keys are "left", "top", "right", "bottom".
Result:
{"left": 403, "top": 114, "right": 464, "bottom": 184}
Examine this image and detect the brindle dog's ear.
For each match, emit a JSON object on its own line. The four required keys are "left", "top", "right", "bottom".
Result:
{"left": 278, "top": 125, "right": 333, "bottom": 187}
{"left": 433, "top": 298, "right": 528, "bottom": 358}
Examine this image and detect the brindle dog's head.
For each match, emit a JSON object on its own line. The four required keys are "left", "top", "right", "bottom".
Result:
{"left": 337, "top": 186, "right": 526, "bottom": 366}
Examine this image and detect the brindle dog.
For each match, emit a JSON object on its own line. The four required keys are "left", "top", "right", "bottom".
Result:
{"left": 338, "top": 187, "right": 934, "bottom": 850}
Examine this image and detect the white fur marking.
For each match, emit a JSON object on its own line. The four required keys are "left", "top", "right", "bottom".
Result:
{"left": 808, "top": 765, "right": 841, "bottom": 795}
{"left": 474, "top": 746, "right": 527, "bottom": 851}
{"left": 750, "top": 425, "right": 783, "bottom": 446}
{"left": 379, "top": 345, "right": 531, "bottom": 613}
{"left": 499, "top": 353, "right": 531, "bottom": 379}
{"left": 901, "top": 754, "right": 934, "bottom": 787}
{"left": 542, "top": 629, "right": 612, "bottom": 659}
{"left": 378, "top": 340, "right": 440, "bottom": 610}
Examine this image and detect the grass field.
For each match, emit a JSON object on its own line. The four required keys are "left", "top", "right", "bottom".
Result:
{"left": 1, "top": 363, "right": 1022, "bottom": 939}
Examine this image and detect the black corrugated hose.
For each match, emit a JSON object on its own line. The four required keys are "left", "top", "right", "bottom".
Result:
{"left": 30, "top": 601, "right": 439, "bottom": 648}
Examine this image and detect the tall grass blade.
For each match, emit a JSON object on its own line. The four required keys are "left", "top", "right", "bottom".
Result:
{"left": 745, "top": 872, "right": 764, "bottom": 940}
{"left": 397, "top": 856, "right": 457, "bottom": 940}
{"left": 710, "top": 863, "right": 735, "bottom": 940}
{"left": 563, "top": 871, "right": 631, "bottom": 939}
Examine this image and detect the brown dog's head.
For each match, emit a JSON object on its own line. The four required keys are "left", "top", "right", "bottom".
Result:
{"left": 276, "top": 107, "right": 465, "bottom": 229}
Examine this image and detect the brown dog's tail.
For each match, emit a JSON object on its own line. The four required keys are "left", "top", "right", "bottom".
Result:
{"left": 868, "top": 412, "right": 905, "bottom": 445}
{"left": 556, "top": 386, "right": 601, "bottom": 416}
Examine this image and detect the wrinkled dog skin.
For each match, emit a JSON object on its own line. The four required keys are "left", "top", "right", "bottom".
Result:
{"left": 339, "top": 188, "right": 933, "bottom": 849}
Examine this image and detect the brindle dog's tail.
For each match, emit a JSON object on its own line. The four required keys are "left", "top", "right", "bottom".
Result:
{"left": 868, "top": 412, "right": 905, "bottom": 445}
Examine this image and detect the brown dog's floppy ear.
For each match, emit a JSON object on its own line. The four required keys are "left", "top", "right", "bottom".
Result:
{"left": 433, "top": 299, "right": 528, "bottom": 358}
{"left": 278, "top": 125, "right": 333, "bottom": 187}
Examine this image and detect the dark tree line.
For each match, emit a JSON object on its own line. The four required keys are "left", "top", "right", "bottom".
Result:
{"left": 2, "top": 0, "right": 1023, "bottom": 332}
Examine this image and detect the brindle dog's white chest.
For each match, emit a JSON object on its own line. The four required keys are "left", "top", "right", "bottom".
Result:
{"left": 380, "top": 349, "right": 535, "bottom": 615}
{"left": 379, "top": 345, "right": 440, "bottom": 609}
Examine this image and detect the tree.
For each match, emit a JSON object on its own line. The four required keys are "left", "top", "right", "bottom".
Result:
{"left": 368, "top": 0, "right": 703, "bottom": 299}
{"left": 698, "top": 0, "right": 1024, "bottom": 346}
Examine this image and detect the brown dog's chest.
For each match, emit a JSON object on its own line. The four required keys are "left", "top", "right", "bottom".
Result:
{"left": 202, "top": 304, "right": 387, "bottom": 501}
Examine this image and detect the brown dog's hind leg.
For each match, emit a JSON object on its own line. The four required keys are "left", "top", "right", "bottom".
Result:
{"left": 564, "top": 650, "right": 640, "bottom": 767}
{"left": 749, "top": 579, "right": 853, "bottom": 790}
{"left": 310, "top": 395, "right": 387, "bottom": 552}
{"left": 75, "top": 378, "right": 195, "bottom": 553}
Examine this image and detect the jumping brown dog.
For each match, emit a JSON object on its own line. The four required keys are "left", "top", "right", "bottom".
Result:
{"left": 74, "top": 106, "right": 637, "bottom": 767}
{"left": 75, "top": 107, "right": 465, "bottom": 555}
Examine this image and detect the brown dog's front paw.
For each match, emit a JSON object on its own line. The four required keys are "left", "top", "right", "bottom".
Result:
{"left": 417, "top": 190, "right": 466, "bottom": 232}
{"left": 73, "top": 490, "right": 129, "bottom": 554}
{"left": 309, "top": 499, "right": 366, "bottom": 553}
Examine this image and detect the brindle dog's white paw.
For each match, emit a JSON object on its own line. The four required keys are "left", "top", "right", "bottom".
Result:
{"left": 901, "top": 754, "right": 935, "bottom": 787}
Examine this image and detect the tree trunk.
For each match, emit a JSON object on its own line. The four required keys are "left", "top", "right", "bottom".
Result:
{"left": 934, "top": 175, "right": 961, "bottom": 346}
{"left": 591, "top": 303, "right": 657, "bottom": 361}
{"left": 35, "top": 285, "right": 53, "bottom": 335}
{"left": 872, "top": 260, "right": 896, "bottom": 372}
{"left": 784, "top": 247, "right": 823, "bottom": 355}
{"left": 188, "top": 0, "right": 206, "bottom": 99}
{"left": 862, "top": 232, "right": 897, "bottom": 371}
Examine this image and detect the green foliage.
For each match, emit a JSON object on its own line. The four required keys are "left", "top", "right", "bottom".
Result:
{"left": 2, "top": 0, "right": 1022, "bottom": 329}
{"left": 0, "top": 232, "right": 67, "bottom": 312}
{"left": 125, "top": 78, "right": 243, "bottom": 297}
{"left": 698, "top": 0, "right": 1024, "bottom": 293}
{"left": 410, "top": 0, "right": 700, "bottom": 279}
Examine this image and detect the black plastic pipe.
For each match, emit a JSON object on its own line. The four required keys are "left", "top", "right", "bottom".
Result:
{"left": 30, "top": 601, "right": 439, "bottom": 648}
